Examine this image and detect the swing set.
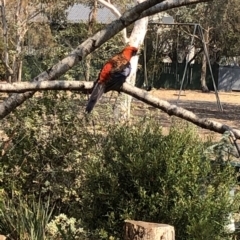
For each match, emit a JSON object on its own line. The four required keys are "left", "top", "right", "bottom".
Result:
{"left": 144, "top": 21, "right": 223, "bottom": 112}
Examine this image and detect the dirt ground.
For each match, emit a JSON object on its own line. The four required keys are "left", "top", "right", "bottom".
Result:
{"left": 133, "top": 89, "right": 240, "bottom": 141}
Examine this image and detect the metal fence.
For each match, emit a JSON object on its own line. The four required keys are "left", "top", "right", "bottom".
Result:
{"left": 218, "top": 65, "right": 240, "bottom": 91}
{"left": 136, "top": 62, "right": 219, "bottom": 91}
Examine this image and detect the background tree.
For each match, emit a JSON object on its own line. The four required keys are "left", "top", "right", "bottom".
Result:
{"left": 0, "top": 0, "right": 86, "bottom": 82}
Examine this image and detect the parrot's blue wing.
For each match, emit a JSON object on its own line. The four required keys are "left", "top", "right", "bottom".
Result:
{"left": 105, "top": 62, "right": 131, "bottom": 92}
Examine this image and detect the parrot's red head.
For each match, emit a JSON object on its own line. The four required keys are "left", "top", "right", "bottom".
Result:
{"left": 122, "top": 46, "right": 138, "bottom": 61}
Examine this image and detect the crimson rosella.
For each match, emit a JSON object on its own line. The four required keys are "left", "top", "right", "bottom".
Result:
{"left": 85, "top": 46, "right": 138, "bottom": 113}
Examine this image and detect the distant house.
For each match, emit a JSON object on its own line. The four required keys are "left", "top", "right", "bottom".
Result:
{"left": 66, "top": 4, "right": 173, "bottom": 25}
{"left": 66, "top": 4, "right": 116, "bottom": 24}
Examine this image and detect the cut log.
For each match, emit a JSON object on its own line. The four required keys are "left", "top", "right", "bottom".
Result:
{"left": 0, "top": 235, "right": 6, "bottom": 240}
{"left": 124, "top": 220, "right": 175, "bottom": 240}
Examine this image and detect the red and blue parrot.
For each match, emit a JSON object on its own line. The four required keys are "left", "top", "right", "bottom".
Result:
{"left": 86, "top": 46, "right": 138, "bottom": 113}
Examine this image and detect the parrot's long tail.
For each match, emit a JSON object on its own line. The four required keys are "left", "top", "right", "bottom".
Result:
{"left": 85, "top": 82, "right": 105, "bottom": 113}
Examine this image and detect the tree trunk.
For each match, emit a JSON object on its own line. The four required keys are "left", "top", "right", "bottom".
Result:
{"left": 85, "top": 0, "right": 98, "bottom": 81}
{"left": 9, "top": 0, "right": 28, "bottom": 82}
{"left": 18, "top": 60, "right": 22, "bottom": 82}
{"left": 0, "top": 0, "right": 14, "bottom": 82}
{"left": 200, "top": 28, "right": 210, "bottom": 92}
{"left": 113, "top": 0, "right": 148, "bottom": 120}
{"left": 124, "top": 220, "right": 175, "bottom": 240}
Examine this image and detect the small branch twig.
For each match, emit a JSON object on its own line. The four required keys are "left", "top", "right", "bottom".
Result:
{"left": 98, "top": 0, "right": 129, "bottom": 43}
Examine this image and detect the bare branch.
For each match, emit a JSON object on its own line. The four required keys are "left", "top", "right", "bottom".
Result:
{"left": 98, "top": 0, "right": 128, "bottom": 43}
{"left": 179, "top": 26, "right": 202, "bottom": 41}
{"left": 27, "top": 10, "right": 43, "bottom": 22}
{"left": 140, "top": 0, "right": 213, "bottom": 18}
{"left": 121, "top": 83, "right": 239, "bottom": 138}
{"left": 0, "top": 56, "right": 14, "bottom": 76}
{"left": 98, "top": 0, "right": 122, "bottom": 18}
{"left": 0, "top": 80, "right": 239, "bottom": 139}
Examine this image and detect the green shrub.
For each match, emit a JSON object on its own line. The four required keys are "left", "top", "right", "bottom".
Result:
{"left": 81, "top": 121, "right": 238, "bottom": 240}
{"left": 0, "top": 91, "right": 94, "bottom": 217}
{"left": 0, "top": 91, "right": 238, "bottom": 240}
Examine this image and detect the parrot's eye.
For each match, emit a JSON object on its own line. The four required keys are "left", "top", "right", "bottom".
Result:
{"left": 133, "top": 51, "right": 138, "bottom": 56}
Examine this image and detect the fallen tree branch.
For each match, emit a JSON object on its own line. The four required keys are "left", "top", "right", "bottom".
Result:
{"left": 1, "top": 80, "right": 239, "bottom": 139}
{"left": 0, "top": 0, "right": 212, "bottom": 119}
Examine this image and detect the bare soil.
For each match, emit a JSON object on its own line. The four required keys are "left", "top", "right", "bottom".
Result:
{"left": 133, "top": 89, "right": 240, "bottom": 141}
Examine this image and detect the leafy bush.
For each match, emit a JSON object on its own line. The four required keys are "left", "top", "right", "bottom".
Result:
{"left": 0, "top": 91, "right": 94, "bottom": 217}
{"left": 81, "top": 121, "right": 238, "bottom": 240}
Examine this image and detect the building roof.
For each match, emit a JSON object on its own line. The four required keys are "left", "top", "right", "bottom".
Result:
{"left": 66, "top": 4, "right": 117, "bottom": 24}
{"left": 29, "top": 3, "right": 172, "bottom": 25}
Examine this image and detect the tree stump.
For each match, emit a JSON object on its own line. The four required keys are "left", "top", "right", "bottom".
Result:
{"left": 124, "top": 220, "right": 175, "bottom": 240}
{"left": 0, "top": 235, "right": 6, "bottom": 240}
